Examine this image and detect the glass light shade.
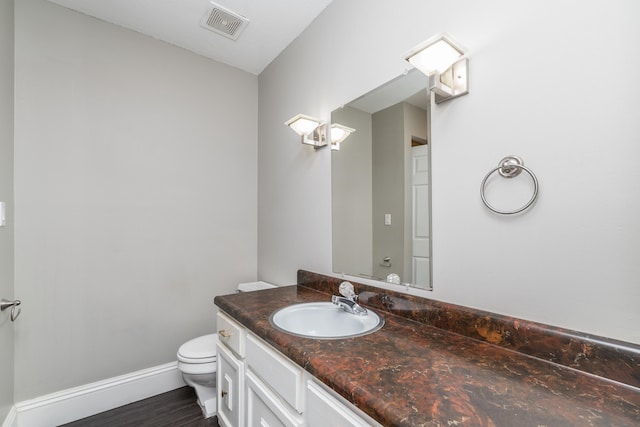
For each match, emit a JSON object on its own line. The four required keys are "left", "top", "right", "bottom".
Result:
{"left": 285, "top": 114, "right": 323, "bottom": 136}
{"left": 405, "top": 34, "right": 464, "bottom": 76}
{"left": 330, "top": 123, "right": 355, "bottom": 145}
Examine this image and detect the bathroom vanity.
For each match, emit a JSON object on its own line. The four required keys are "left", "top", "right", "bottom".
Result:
{"left": 215, "top": 309, "right": 379, "bottom": 426}
{"left": 214, "top": 270, "right": 640, "bottom": 426}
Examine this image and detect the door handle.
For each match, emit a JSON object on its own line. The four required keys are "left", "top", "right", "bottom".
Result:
{"left": 1, "top": 299, "right": 21, "bottom": 322}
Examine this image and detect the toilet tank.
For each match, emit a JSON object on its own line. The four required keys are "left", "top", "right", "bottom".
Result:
{"left": 237, "top": 281, "right": 276, "bottom": 292}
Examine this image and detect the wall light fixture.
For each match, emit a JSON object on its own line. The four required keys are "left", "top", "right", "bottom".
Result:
{"left": 405, "top": 33, "right": 469, "bottom": 104}
{"left": 285, "top": 114, "right": 327, "bottom": 148}
{"left": 286, "top": 114, "right": 356, "bottom": 150}
{"left": 330, "top": 124, "right": 356, "bottom": 151}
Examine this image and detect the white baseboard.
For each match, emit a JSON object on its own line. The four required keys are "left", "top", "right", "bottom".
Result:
{"left": 2, "top": 406, "right": 17, "bottom": 427}
{"left": 14, "top": 361, "right": 185, "bottom": 427}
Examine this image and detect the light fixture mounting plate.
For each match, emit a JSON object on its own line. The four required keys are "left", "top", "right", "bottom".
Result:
{"left": 433, "top": 57, "right": 469, "bottom": 104}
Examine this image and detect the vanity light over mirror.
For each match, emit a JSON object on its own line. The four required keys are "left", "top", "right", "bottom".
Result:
{"left": 285, "top": 114, "right": 327, "bottom": 148}
{"left": 405, "top": 32, "right": 469, "bottom": 104}
{"left": 331, "top": 68, "right": 432, "bottom": 290}
{"left": 285, "top": 114, "right": 356, "bottom": 150}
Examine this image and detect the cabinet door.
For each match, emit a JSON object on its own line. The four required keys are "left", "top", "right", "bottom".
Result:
{"left": 306, "top": 380, "right": 372, "bottom": 427}
{"left": 217, "top": 342, "right": 244, "bottom": 427}
{"left": 246, "top": 371, "right": 304, "bottom": 427}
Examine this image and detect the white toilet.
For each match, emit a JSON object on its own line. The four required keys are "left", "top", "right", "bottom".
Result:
{"left": 177, "top": 281, "right": 275, "bottom": 418}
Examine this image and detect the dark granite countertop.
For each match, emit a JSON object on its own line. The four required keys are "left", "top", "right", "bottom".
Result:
{"left": 214, "top": 274, "right": 640, "bottom": 426}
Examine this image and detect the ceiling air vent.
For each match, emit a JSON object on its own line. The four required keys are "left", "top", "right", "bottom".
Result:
{"left": 200, "top": 2, "right": 250, "bottom": 41}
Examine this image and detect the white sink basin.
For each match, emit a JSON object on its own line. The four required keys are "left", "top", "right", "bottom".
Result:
{"left": 269, "top": 302, "right": 384, "bottom": 339}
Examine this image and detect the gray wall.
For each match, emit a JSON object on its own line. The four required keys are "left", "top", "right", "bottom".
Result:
{"left": 372, "top": 104, "right": 404, "bottom": 281}
{"left": 331, "top": 107, "right": 372, "bottom": 278}
{"left": 258, "top": 0, "right": 640, "bottom": 345}
{"left": 0, "top": 0, "right": 15, "bottom": 420}
{"left": 14, "top": 0, "right": 258, "bottom": 400}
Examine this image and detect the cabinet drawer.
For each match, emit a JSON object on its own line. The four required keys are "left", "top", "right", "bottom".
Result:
{"left": 246, "top": 371, "right": 304, "bottom": 427}
{"left": 306, "top": 380, "right": 372, "bottom": 427}
{"left": 245, "top": 333, "right": 304, "bottom": 413}
{"left": 217, "top": 311, "right": 245, "bottom": 358}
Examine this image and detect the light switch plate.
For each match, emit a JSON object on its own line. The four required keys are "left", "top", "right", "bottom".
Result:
{"left": 0, "top": 202, "right": 5, "bottom": 226}
{"left": 384, "top": 213, "right": 391, "bottom": 225}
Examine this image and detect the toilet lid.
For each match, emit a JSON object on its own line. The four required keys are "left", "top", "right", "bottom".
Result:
{"left": 177, "top": 334, "right": 218, "bottom": 362}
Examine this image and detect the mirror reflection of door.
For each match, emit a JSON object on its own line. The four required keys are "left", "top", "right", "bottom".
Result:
{"left": 411, "top": 138, "right": 430, "bottom": 288}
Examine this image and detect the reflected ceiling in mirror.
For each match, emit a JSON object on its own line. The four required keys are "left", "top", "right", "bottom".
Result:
{"left": 331, "top": 69, "right": 433, "bottom": 290}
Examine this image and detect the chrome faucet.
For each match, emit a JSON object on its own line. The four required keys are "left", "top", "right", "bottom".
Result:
{"left": 331, "top": 281, "right": 367, "bottom": 316}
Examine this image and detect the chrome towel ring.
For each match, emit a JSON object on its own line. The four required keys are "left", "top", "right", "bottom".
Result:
{"left": 480, "top": 155, "right": 539, "bottom": 215}
{"left": 1, "top": 298, "right": 21, "bottom": 322}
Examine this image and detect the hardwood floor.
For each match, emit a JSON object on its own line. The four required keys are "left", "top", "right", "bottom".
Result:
{"left": 59, "top": 387, "right": 220, "bottom": 427}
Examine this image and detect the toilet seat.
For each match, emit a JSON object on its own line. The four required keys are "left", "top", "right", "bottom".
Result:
{"left": 177, "top": 334, "right": 218, "bottom": 364}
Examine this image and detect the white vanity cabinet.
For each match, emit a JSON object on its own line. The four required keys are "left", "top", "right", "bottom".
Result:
{"left": 246, "top": 370, "right": 304, "bottom": 427}
{"left": 244, "top": 332, "right": 304, "bottom": 426}
{"left": 217, "top": 310, "right": 381, "bottom": 427}
{"left": 216, "top": 312, "right": 247, "bottom": 427}
{"left": 217, "top": 342, "right": 244, "bottom": 427}
{"left": 305, "top": 379, "right": 375, "bottom": 427}
{"left": 245, "top": 333, "right": 305, "bottom": 412}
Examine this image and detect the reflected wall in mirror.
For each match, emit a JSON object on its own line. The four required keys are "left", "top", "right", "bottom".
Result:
{"left": 332, "top": 69, "right": 432, "bottom": 290}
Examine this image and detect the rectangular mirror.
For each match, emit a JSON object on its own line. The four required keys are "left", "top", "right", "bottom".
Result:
{"left": 331, "top": 69, "right": 433, "bottom": 290}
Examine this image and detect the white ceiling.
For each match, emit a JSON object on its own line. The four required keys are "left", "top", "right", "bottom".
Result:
{"left": 47, "top": 0, "right": 334, "bottom": 75}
